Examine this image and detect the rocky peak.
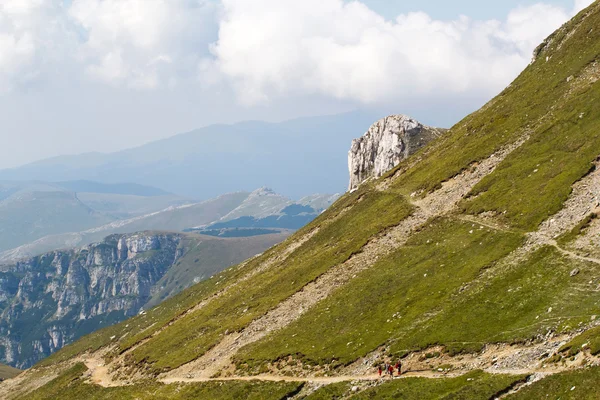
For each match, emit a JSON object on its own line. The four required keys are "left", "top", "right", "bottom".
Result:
{"left": 248, "top": 187, "right": 277, "bottom": 198}
{"left": 348, "top": 115, "right": 445, "bottom": 190}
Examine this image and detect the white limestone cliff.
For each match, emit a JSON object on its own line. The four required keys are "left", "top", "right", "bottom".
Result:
{"left": 348, "top": 115, "right": 445, "bottom": 190}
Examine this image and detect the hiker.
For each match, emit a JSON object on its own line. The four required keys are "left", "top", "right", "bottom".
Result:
{"left": 378, "top": 365, "right": 382, "bottom": 377}
{"left": 395, "top": 360, "right": 402, "bottom": 376}
{"left": 388, "top": 364, "right": 394, "bottom": 377}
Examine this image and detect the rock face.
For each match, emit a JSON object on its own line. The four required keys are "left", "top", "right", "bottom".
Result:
{"left": 0, "top": 232, "right": 184, "bottom": 369}
{"left": 348, "top": 115, "right": 445, "bottom": 190}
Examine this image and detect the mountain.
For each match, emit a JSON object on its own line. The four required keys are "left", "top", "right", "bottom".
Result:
{"left": 0, "top": 180, "right": 187, "bottom": 255}
{"left": 0, "top": 112, "right": 380, "bottom": 199}
{"left": 348, "top": 114, "right": 446, "bottom": 190}
{"left": 55, "top": 181, "right": 171, "bottom": 197}
{"left": 0, "top": 183, "right": 114, "bottom": 253}
{"left": 0, "top": 189, "right": 337, "bottom": 263}
{"left": 192, "top": 188, "right": 340, "bottom": 236}
{"left": 0, "top": 231, "right": 287, "bottom": 369}
{"left": 4, "top": 3, "right": 600, "bottom": 399}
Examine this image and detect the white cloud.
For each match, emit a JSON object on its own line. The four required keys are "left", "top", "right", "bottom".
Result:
{"left": 201, "top": 0, "right": 591, "bottom": 105}
{"left": 574, "top": 0, "right": 595, "bottom": 13}
{"left": 68, "top": 0, "right": 218, "bottom": 89}
{"left": 0, "top": 0, "right": 593, "bottom": 99}
{"left": 0, "top": 0, "right": 73, "bottom": 91}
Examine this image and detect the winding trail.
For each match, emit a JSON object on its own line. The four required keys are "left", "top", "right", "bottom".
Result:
{"left": 59, "top": 139, "right": 600, "bottom": 397}
{"left": 159, "top": 137, "right": 531, "bottom": 382}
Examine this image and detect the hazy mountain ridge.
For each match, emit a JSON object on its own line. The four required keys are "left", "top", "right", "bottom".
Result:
{"left": 0, "top": 112, "right": 380, "bottom": 199}
{"left": 0, "top": 189, "right": 337, "bottom": 263}
{"left": 0, "top": 180, "right": 188, "bottom": 255}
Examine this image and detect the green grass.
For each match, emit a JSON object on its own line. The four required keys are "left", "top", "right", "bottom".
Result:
{"left": 559, "top": 325, "right": 600, "bottom": 357}
{"left": 385, "top": 3, "right": 600, "bottom": 232}
{"left": 506, "top": 366, "right": 600, "bottom": 399}
{"left": 22, "top": 363, "right": 303, "bottom": 400}
{"left": 238, "top": 215, "right": 600, "bottom": 368}
{"left": 0, "top": 363, "right": 20, "bottom": 380}
{"left": 393, "top": 245, "right": 600, "bottom": 356}
{"left": 557, "top": 213, "right": 598, "bottom": 247}
{"left": 143, "top": 232, "right": 288, "bottom": 308}
{"left": 236, "top": 218, "right": 523, "bottom": 368}
{"left": 461, "top": 102, "right": 600, "bottom": 231}
{"left": 351, "top": 371, "right": 525, "bottom": 399}
{"left": 303, "top": 382, "right": 352, "bottom": 399}
{"left": 125, "top": 189, "right": 413, "bottom": 374}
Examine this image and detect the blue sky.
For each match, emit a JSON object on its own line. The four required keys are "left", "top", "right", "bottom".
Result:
{"left": 361, "top": 0, "right": 577, "bottom": 19}
{"left": 0, "top": 0, "right": 593, "bottom": 168}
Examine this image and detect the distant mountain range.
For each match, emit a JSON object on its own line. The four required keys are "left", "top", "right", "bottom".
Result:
{"left": 0, "top": 184, "right": 338, "bottom": 263}
{"left": 0, "top": 111, "right": 380, "bottom": 199}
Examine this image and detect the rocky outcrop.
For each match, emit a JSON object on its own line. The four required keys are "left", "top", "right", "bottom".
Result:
{"left": 0, "top": 232, "right": 184, "bottom": 369}
{"left": 348, "top": 115, "right": 445, "bottom": 190}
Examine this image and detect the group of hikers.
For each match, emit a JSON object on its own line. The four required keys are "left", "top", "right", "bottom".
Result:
{"left": 377, "top": 361, "right": 402, "bottom": 377}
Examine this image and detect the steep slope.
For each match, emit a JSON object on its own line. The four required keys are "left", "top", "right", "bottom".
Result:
{"left": 0, "top": 364, "right": 19, "bottom": 381}
{"left": 0, "top": 231, "right": 287, "bottom": 369}
{"left": 0, "top": 112, "right": 380, "bottom": 198}
{"left": 4, "top": 3, "right": 600, "bottom": 399}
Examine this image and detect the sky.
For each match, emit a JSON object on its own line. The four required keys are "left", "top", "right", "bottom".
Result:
{"left": 0, "top": 0, "right": 594, "bottom": 168}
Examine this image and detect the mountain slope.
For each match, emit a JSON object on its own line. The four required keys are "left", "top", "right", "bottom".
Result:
{"left": 4, "top": 3, "right": 600, "bottom": 399}
{"left": 0, "top": 231, "right": 287, "bottom": 369}
{"left": 0, "top": 112, "right": 380, "bottom": 199}
{"left": 0, "top": 364, "right": 19, "bottom": 381}
{"left": 0, "top": 188, "right": 114, "bottom": 252}
{"left": 0, "top": 180, "right": 189, "bottom": 255}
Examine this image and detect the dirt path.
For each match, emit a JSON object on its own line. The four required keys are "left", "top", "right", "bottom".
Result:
{"left": 75, "top": 334, "right": 599, "bottom": 391}
{"left": 160, "top": 370, "right": 468, "bottom": 385}
{"left": 531, "top": 160, "right": 600, "bottom": 243}
{"left": 71, "top": 137, "right": 600, "bottom": 391}
{"left": 160, "top": 137, "right": 530, "bottom": 382}
{"left": 69, "top": 135, "right": 600, "bottom": 391}
{"left": 83, "top": 353, "right": 118, "bottom": 388}
{"left": 549, "top": 240, "right": 600, "bottom": 265}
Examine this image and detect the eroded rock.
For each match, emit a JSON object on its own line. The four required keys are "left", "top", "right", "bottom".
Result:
{"left": 348, "top": 115, "right": 445, "bottom": 190}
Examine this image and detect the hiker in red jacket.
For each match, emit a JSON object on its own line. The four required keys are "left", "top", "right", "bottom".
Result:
{"left": 395, "top": 360, "right": 402, "bottom": 376}
{"left": 388, "top": 364, "right": 394, "bottom": 377}
{"left": 378, "top": 365, "right": 382, "bottom": 377}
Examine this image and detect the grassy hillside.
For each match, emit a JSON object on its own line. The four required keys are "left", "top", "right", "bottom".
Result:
{"left": 3, "top": 2, "right": 600, "bottom": 399}
{"left": 0, "top": 364, "right": 20, "bottom": 381}
{"left": 144, "top": 231, "right": 291, "bottom": 308}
